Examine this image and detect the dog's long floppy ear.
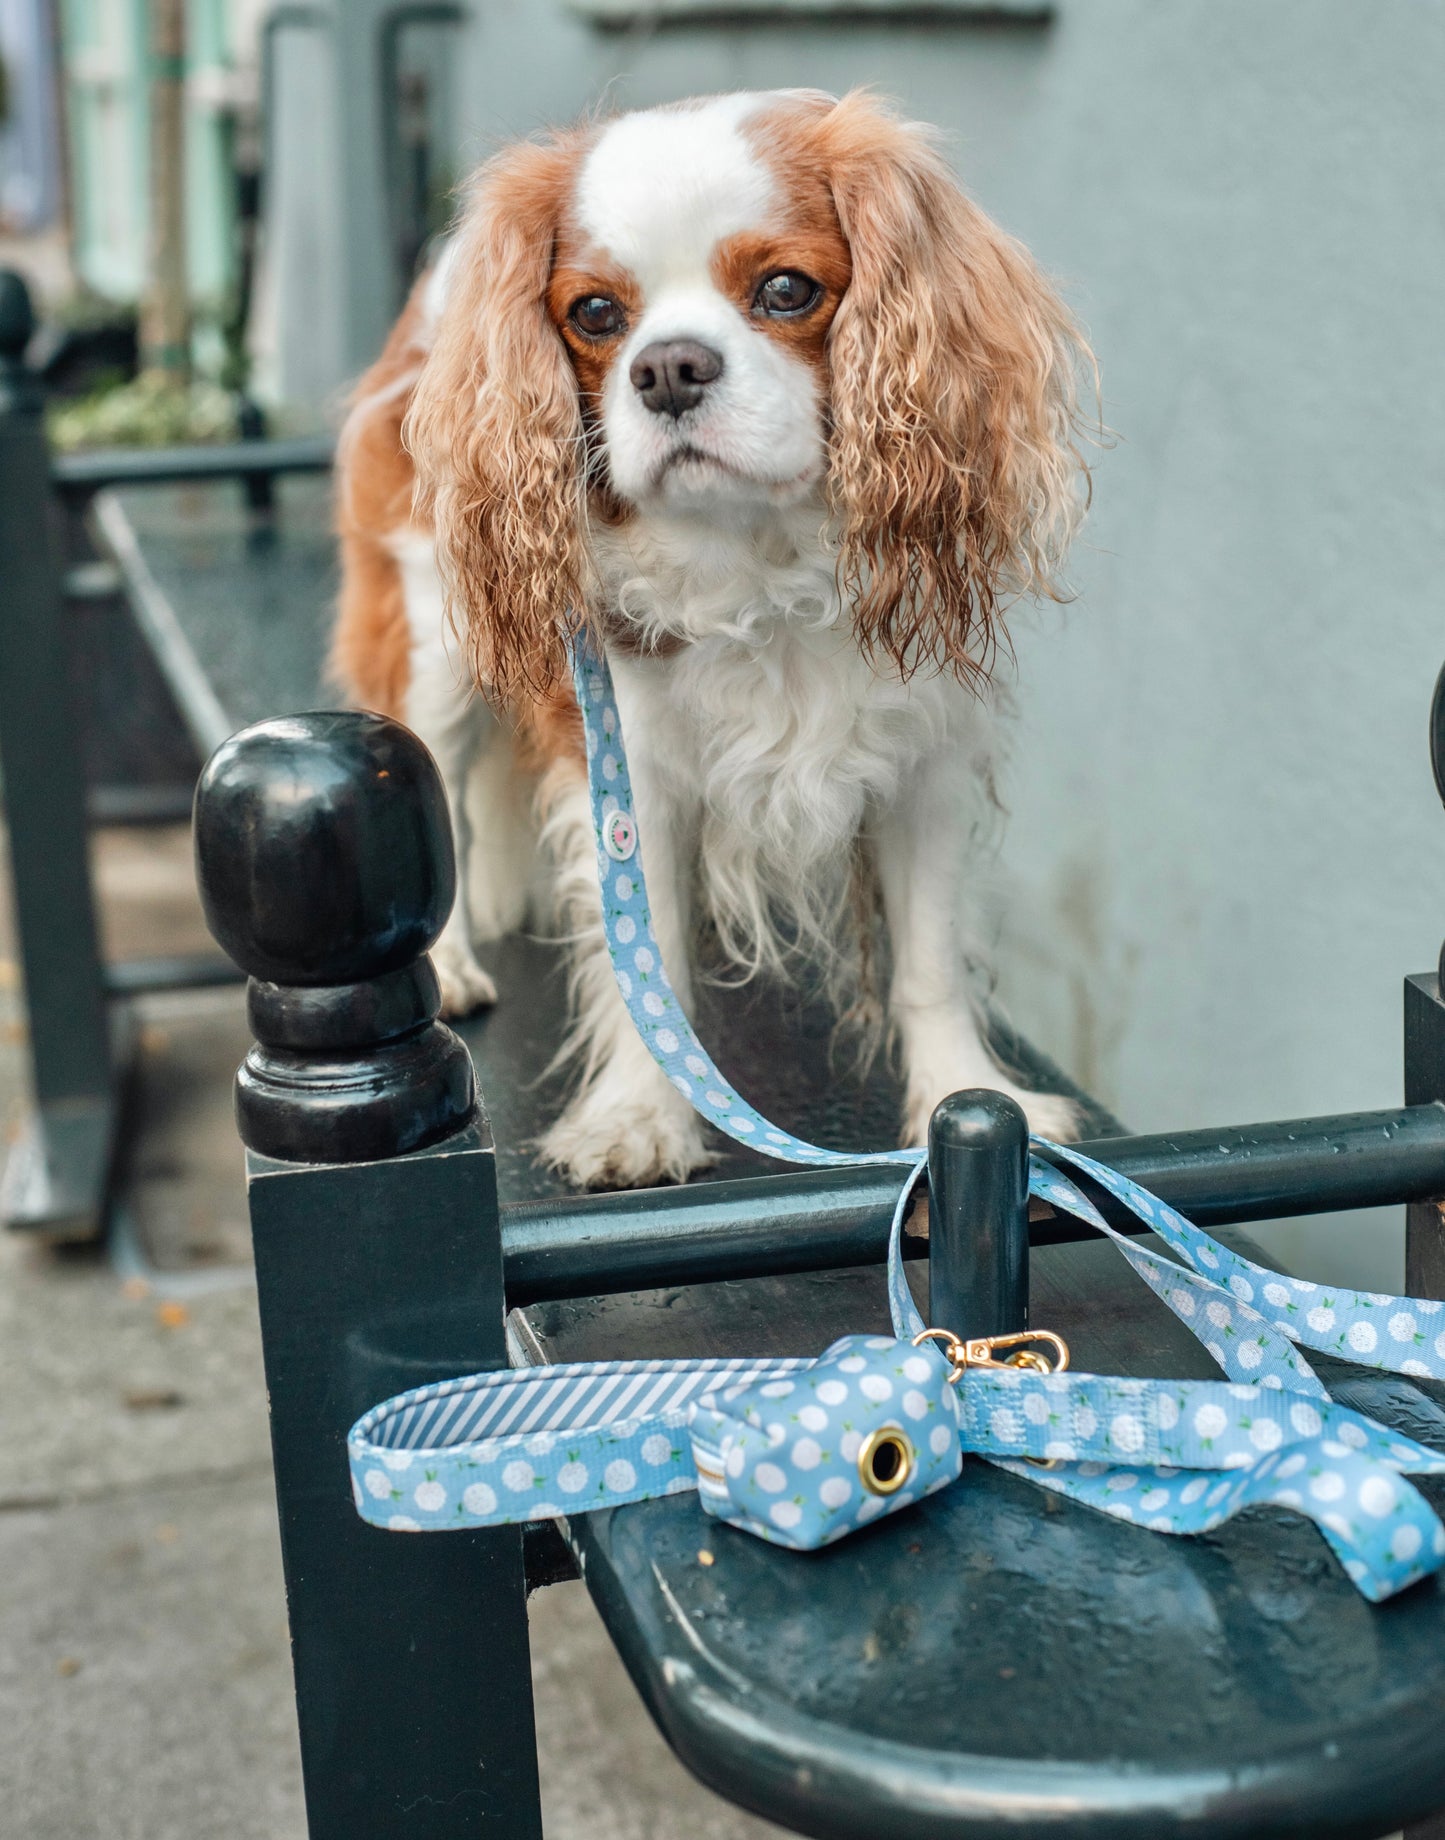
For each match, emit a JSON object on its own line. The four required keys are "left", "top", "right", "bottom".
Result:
{"left": 819, "top": 92, "right": 1095, "bottom": 683}
{"left": 405, "top": 134, "right": 587, "bottom": 702}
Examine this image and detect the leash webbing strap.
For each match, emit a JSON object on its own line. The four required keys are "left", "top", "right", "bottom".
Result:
{"left": 350, "top": 1155, "right": 1445, "bottom": 1597}
{"left": 574, "top": 633, "right": 1445, "bottom": 1393}
{"left": 343, "top": 638, "right": 1445, "bottom": 1603}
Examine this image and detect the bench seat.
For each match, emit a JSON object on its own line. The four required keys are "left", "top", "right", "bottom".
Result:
{"left": 458, "top": 949, "right": 1445, "bottom": 1840}
{"left": 514, "top": 1241, "right": 1445, "bottom": 1840}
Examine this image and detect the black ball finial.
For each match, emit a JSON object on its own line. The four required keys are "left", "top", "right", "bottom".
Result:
{"left": 0, "top": 269, "right": 36, "bottom": 365}
{"left": 195, "top": 710, "right": 455, "bottom": 986}
{"left": 195, "top": 711, "right": 475, "bottom": 1163}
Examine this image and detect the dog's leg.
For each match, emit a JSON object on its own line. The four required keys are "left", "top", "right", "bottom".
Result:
{"left": 463, "top": 730, "right": 537, "bottom": 942}
{"left": 536, "top": 762, "right": 710, "bottom": 1188}
{"left": 876, "top": 750, "right": 1081, "bottom": 1146}
{"left": 394, "top": 534, "right": 497, "bottom": 1016}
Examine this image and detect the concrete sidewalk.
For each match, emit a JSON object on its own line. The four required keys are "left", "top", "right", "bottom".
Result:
{"left": 0, "top": 823, "right": 786, "bottom": 1839}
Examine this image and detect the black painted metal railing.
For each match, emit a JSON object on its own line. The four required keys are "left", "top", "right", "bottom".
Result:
{"left": 496, "top": 1102, "right": 1445, "bottom": 1305}
{"left": 194, "top": 704, "right": 1445, "bottom": 1341}
{"left": 49, "top": 432, "right": 334, "bottom": 500}
{"left": 0, "top": 265, "right": 333, "bottom": 1241}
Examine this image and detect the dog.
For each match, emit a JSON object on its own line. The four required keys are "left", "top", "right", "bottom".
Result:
{"left": 332, "top": 88, "right": 1094, "bottom": 1188}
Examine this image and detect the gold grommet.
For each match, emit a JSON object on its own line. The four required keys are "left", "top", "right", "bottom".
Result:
{"left": 857, "top": 1426, "right": 916, "bottom": 1497}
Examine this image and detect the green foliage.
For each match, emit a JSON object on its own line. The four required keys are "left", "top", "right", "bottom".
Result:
{"left": 48, "top": 373, "right": 238, "bottom": 453}
{"left": 47, "top": 289, "right": 138, "bottom": 335}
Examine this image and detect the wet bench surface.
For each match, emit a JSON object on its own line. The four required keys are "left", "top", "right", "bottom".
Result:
{"left": 517, "top": 1260, "right": 1445, "bottom": 1840}
{"left": 113, "top": 477, "right": 339, "bottom": 729}
{"left": 132, "top": 485, "right": 1445, "bottom": 1840}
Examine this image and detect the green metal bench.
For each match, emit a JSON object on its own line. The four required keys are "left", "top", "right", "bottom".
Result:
{"left": 191, "top": 693, "right": 1445, "bottom": 1840}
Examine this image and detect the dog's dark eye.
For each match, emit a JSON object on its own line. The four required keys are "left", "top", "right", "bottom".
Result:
{"left": 753, "top": 271, "right": 821, "bottom": 318}
{"left": 569, "top": 295, "right": 626, "bottom": 338}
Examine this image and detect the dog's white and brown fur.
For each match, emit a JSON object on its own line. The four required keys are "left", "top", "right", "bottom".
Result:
{"left": 332, "top": 89, "right": 1094, "bottom": 1188}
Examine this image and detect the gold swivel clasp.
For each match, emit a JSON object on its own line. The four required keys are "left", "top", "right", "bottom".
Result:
{"left": 911, "top": 1326, "right": 1071, "bottom": 1384}
{"left": 851, "top": 1330, "right": 1070, "bottom": 1496}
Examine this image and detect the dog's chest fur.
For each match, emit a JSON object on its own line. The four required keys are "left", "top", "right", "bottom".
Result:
{"left": 596, "top": 509, "right": 978, "bottom": 966}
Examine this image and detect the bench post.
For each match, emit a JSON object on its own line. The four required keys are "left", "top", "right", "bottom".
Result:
{"left": 1402, "top": 663, "right": 1445, "bottom": 1840}
{"left": 1406, "top": 661, "right": 1445, "bottom": 1301}
{"left": 927, "top": 1090, "right": 1029, "bottom": 1338}
{"left": 195, "top": 710, "right": 542, "bottom": 1840}
{"left": 0, "top": 269, "right": 117, "bottom": 1240}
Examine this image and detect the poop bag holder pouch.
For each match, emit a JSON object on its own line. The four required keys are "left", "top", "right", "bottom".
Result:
{"left": 689, "top": 1331, "right": 962, "bottom": 1547}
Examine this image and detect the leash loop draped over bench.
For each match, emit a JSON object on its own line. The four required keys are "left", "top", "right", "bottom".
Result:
{"left": 347, "top": 638, "right": 1445, "bottom": 1603}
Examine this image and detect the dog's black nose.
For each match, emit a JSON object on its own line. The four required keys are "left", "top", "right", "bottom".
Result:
{"left": 629, "top": 340, "right": 724, "bottom": 417}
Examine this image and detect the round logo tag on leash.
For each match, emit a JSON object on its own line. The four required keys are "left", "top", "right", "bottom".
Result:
{"left": 603, "top": 809, "right": 637, "bottom": 861}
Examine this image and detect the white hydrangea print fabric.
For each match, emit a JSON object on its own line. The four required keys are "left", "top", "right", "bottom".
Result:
{"left": 688, "top": 1332, "right": 964, "bottom": 1547}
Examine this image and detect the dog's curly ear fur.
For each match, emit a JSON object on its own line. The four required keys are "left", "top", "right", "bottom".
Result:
{"left": 819, "top": 92, "right": 1096, "bottom": 683}
{"left": 405, "top": 133, "right": 588, "bottom": 703}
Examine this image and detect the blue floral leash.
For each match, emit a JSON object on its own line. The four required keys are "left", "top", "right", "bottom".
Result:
{"left": 346, "top": 637, "right": 1445, "bottom": 1602}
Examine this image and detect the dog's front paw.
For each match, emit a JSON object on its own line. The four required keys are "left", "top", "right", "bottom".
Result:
{"left": 901, "top": 1082, "right": 1083, "bottom": 1149}
{"left": 431, "top": 936, "right": 498, "bottom": 1018}
{"left": 1011, "top": 1088, "right": 1084, "bottom": 1145}
{"left": 540, "top": 1080, "right": 714, "bottom": 1189}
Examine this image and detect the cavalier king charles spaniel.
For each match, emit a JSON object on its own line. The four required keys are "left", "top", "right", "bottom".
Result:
{"left": 333, "top": 88, "right": 1094, "bottom": 1187}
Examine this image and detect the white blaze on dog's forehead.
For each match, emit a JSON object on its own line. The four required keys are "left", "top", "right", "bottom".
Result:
{"left": 576, "top": 94, "right": 777, "bottom": 285}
